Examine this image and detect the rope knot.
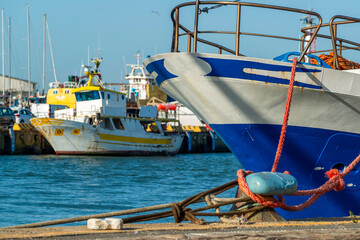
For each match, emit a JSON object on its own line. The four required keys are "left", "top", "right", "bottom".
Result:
{"left": 171, "top": 203, "right": 204, "bottom": 224}
{"left": 325, "top": 169, "right": 345, "bottom": 191}
{"left": 171, "top": 203, "right": 185, "bottom": 223}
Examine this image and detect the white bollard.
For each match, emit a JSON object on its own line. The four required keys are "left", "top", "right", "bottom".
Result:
{"left": 105, "top": 218, "right": 124, "bottom": 230}
{"left": 87, "top": 218, "right": 110, "bottom": 230}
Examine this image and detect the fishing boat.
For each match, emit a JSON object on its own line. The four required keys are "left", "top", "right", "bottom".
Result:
{"left": 30, "top": 58, "right": 183, "bottom": 155}
{"left": 143, "top": 1, "right": 360, "bottom": 219}
{"left": 120, "top": 52, "right": 206, "bottom": 127}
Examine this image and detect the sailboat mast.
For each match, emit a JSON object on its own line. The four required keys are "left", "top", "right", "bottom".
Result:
{"left": 42, "top": 13, "right": 46, "bottom": 95}
{"left": 46, "top": 20, "right": 57, "bottom": 83}
{"left": 1, "top": 9, "right": 4, "bottom": 97}
{"left": 8, "top": 17, "right": 10, "bottom": 93}
{"left": 27, "top": 4, "right": 30, "bottom": 96}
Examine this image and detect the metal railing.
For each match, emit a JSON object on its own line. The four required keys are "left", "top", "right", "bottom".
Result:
{"left": 298, "top": 16, "right": 360, "bottom": 69}
{"left": 171, "top": 1, "right": 322, "bottom": 62}
{"left": 170, "top": 1, "right": 360, "bottom": 69}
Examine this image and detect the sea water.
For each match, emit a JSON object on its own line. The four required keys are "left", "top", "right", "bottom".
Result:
{"left": 0, "top": 153, "right": 240, "bottom": 227}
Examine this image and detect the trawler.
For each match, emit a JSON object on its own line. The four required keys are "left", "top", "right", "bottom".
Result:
{"left": 143, "top": 1, "right": 360, "bottom": 218}
{"left": 30, "top": 58, "right": 183, "bottom": 155}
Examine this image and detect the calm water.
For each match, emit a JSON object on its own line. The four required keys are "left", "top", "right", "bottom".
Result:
{"left": 0, "top": 153, "right": 240, "bottom": 227}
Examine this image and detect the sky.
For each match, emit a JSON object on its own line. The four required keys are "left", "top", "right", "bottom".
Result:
{"left": 0, "top": 0, "right": 359, "bottom": 93}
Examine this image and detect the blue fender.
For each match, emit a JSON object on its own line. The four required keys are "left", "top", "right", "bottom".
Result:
{"left": 246, "top": 171, "right": 298, "bottom": 195}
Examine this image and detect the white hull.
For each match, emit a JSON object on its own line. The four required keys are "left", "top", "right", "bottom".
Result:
{"left": 145, "top": 53, "right": 360, "bottom": 133}
{"left": 31, "top": 118, "right": 183, "bottom": 155}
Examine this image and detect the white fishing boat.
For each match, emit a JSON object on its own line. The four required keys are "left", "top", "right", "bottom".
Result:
{"left": 143, "top": 2, "right": 360, "bottom": 219}
{"left": 120, "top": 52, "right": 206, "bottom": 128}
{"left": 30, "top": 58, "right": 183, "bottom": 155}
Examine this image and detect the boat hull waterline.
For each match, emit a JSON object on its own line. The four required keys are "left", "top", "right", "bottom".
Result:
{"left": 31, "top": 118, "right": 183, "bottom": 156}
{"left": 144, "top": 52, "right": 360, "bottom": 219}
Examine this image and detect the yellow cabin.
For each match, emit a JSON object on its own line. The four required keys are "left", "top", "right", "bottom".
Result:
{"left": 46, "top": 85, "right": 77, "bottom": 109}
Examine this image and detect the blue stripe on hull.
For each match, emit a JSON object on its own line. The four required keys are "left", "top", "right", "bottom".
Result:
{"left": 211, "top": 123, "right": 360, "bottom": 219}
{"left": 200, "top": 57, "right": 322, "bottom": 89}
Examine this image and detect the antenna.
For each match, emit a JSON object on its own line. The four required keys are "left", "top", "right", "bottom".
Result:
{"left": 123, "top": 56, "right": 127, "bottom": 74}
{"left": 79, "top": 60, "right": 83, "bottom": 79}
{"left": 135, "top": 51, "right": 141, "bottom": 66}
{"left": 95, "top": 34, "right": 103, "bottom": 58}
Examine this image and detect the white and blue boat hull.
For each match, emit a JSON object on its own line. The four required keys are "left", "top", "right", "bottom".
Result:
{"left": 144, "top": 52, "right": 360, "bottom": 219}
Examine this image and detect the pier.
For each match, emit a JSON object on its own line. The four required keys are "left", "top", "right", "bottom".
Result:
{"left": 0, "top": 124, "right": 54, "bottom": 154}
{"left": 1, "top": 220, "right": 359, "bottom": 239}
{"left": 178, "top": 126, "right": 229, "bottom": 153}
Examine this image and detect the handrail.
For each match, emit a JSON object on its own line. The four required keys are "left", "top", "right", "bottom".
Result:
{"left": 298, "top": 17, "right": 360, "bottom": 69}
{"left": 170, "top": 1, "right": 322, "bottom": 62}
{"left": 329, "top": 15, "right": 360, "bottom": 69}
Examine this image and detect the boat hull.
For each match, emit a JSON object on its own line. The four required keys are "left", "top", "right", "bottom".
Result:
{"left": 31, "top": 118, "right": 183, "bottom": 156}
{"left": 144, "top": 52, "right": 360, "bottom": 219}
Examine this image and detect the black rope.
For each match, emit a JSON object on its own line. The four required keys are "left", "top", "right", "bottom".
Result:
{"left": 199, "top": 0, "right": 241, "bottom": 14}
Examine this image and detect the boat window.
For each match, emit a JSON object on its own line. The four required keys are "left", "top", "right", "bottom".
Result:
{"left": 100, "top": 117, "right": 114, "bottom": 130}
{"left": 107, "top": 94, "right": 110, "bottom": 100}
{"left": 94, "top": 91, "right": 100, "bottom": 99}
{"left": 75, "top": 91, "right": 101, "bottom": 101}
{"left": 100, "top": 91, "right": 105, "bottom": 99}
{"left": 112, "top": 118, "right": 125, "bottom": 130}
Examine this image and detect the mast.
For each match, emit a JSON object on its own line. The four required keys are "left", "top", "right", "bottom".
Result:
{"left": 42, "top": 13, "right": 46, "bottom": 95}
{"left": 136, "top": 51, "right": 140, "bottom": 66}
{"left": 1, "top": 9, "right": 4, "bottom": 97}
{"left": 27, "top": 4, "right": 31, "bottom": 96}
{"left": 8, "top": 17, "right": 10, "bottom": 93}
{"left": 46, "top": 19, "right": 57, "bottom": 82}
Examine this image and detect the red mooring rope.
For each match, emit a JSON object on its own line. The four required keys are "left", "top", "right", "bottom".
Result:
{"left": 271, "top": 57, "right": 298, "bottom": 172}
{"left": 237, "top": 57, "right": 360, "bottom": 211}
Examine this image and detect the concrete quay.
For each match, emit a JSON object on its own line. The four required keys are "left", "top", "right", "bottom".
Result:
{"left": 1, "top": 219, "right": 360, "bottom": 240}
{"left": 0, "top": 125, "right": 54, "bottom": 154}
